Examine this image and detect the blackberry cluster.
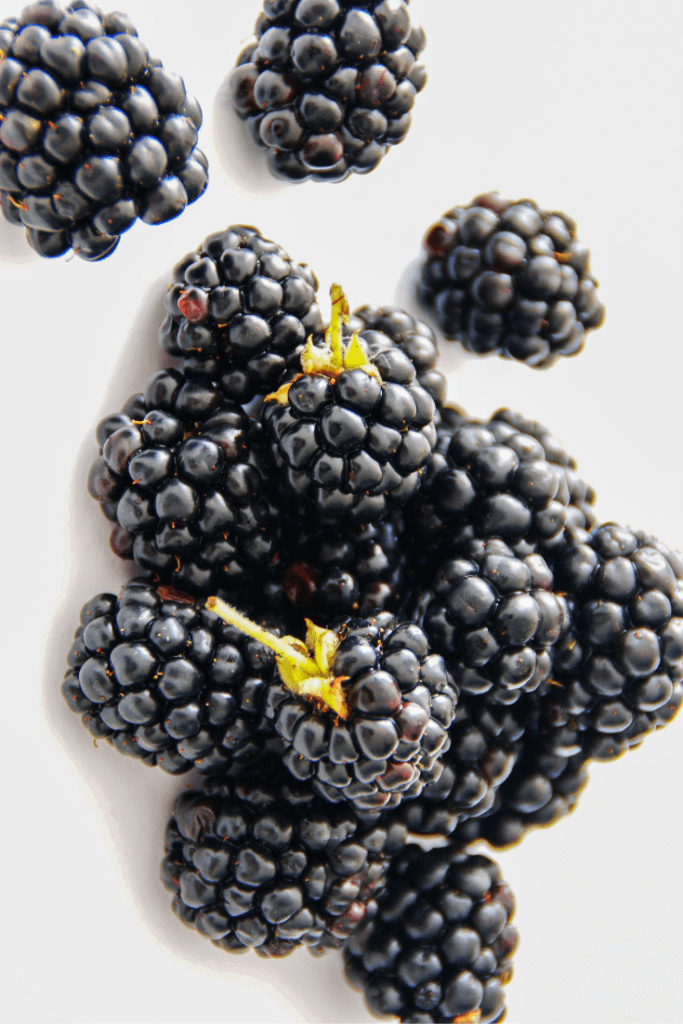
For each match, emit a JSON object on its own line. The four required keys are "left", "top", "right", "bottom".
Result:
{"left": 348, "top": 304, "right": 447, "bottom": 409}
{"left": 265, "top": 616, "right": 458, "bottom": 813}
{"left": 262, "top": 509, "right": 413, "bottom": 624}
{"left": 0, "top": 0, "right": 206, "bottom": 260}
{"left": 422, "top": 538, "right": 568, "bottom": 706}
{"left": 62, "top": 578, "right": 286, "bottom": 775}
{"left": 159, "top": 225, "right": 324, "bottom": 405}
{"left": 160, "top": 758, "right": 407, "bottom": 958}
{"left": 264, "top": 320, "right": 437, "bottom": 525}
{"left": 344, "top": 845, "right": 518, "bottom": 1023}
{"left": 548, "top": 523, "right": 683, "bottom": 762}
{"left": 407, "top": 418, "right": 575, "bottom": 559}
{"left": 418, "top": 191, "right": 605, "bottom": 367}
{"left": 87, "top": 368, "right": 280, "bottom": 596}
{"left": 230, "top": 0, "right": 427, "bottom": 183}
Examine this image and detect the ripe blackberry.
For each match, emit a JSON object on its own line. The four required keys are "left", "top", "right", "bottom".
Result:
{"left": 207, "top": 599, "right": 458, "bottom": 815}
{"left": 261, "top": 508, "right": 413, "bottom": 625}
{"left": 406, "top": 417, "right": 575, "bottom": 560}
{"left": 422, "top": 537, "right": 568, "bottom": 708}
{"left": 160, "top": 756, "right": 407, "bottom": 957}
{"left": 344, "top": 845, "right": 519, "bottom": 1023}
{"left": 159, "top": 225, "right": 324, "bottom": 405}
{"left": 347, "top": 304, "right": 447, "bottom": 410}
{"left": 418, "top": 191, "right": 605, "bottom": 367}
{"left": 263, "top": 285, "right": 437, "bottom": 525}
{"left": 488, "top": 408, "right": 597, "bottom": 536}
{"left": 87, "top": 367, "right": 280, "bottom": 596}
{"left": 0, "top": 0, "right": 207, "bottom": 260}
{"left": 62, "top": 578, "right": 287, "bottom": 775}
{"left": 452, "top": 739, "right": 591, "bottom": 850}
{"left": 229, "top": 0, "right": 427, "bottom": 183}
{"left": 545, "top": 523, "right": 683, "bottom": 762}
{"left": 396, "top": 694, "right": 525, "bottom": 839}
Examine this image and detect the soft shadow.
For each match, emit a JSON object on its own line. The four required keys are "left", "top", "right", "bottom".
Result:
{"left": 0, "top": 214, "right": 45, "bottom": 266}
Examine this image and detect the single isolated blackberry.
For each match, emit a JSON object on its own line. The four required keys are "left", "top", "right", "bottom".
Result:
{"left": 159, "top": 225, "right": 324, "bottom": 405}
{"left": 160, "top": 756, "right": 408, "bottom": 958}
{"left": 422, "top": 537, "right": 569, "bottom": 708}
{"left": 62, "top": 578, "right": 287, "bottom": 775}
{"left": 418, "top": 191, "right": 605, "bottom": 367}
{"left": 263, "top": 285, "right": 438, "bottom": 525}
{"left": 344, "top": 845, "right": 519, "bottom": 1023}
{"left": 547, "top": 522, "right": 683, "bottom": 762}
{"left": 230, "top": 0, "right": 427, "bottom": 182}
{"left": 0, "top": 0, "right": 207, "bottom": 260}
{"left": 87, "top": 367, "right": 280, "bottom": 596}
{"left": 406, "top": 417, "right": 576, "bottom": 561}
{"left": 206, "top": 598, "right": 458, "bottom": 815}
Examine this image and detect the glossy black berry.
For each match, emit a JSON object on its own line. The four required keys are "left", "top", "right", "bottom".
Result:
{"left": 0, "top": 1, "right": 207, "bottom": 260}
{"left": 87, "top": 367, "right": 280, "bottom": 596}
{"left": 265, "top": 615, "right": 458, "bottom": 814}
{"left": 229, "top": 0, "right": 426, "bottom": 181}
{"left": 62, "top": 578, "right": 290, "bottom": 775}
{"left": 159, "top": 225, "right": 324, "bottom": 406}
{"left": 418, "top": 192, "right": 605, "bottom": 366}
{"left": 344, "top": 845, "right": 518, "bottom": 1023}
{"left": 160, "top": 757, "right": 406, "bottom": 957}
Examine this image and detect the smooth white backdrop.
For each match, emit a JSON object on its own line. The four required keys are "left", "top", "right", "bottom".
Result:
{"left": 1, "top": 2, "right": 681, "bottom": 1022}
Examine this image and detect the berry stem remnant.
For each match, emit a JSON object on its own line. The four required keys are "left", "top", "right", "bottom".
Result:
{"left": 205, "top": 596, "right": 349, "bottom": 718}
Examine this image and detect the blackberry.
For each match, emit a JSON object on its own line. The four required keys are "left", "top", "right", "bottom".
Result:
{"left": 87, "top": 367, "right": 280, "bottom": 596}
{"left": 452, "top": 739, "right": 591, "bottom": 850}
{"left": 62, "top": 578, "right": 287, "bottom": 775}
{"left": 263, "top": 285, "right": 437, "bottom": 525}
{"left": 229, "top": 0, "right": 427, "bottom": 183}
{"left": 546, "top": 523, "right": 683, "bottom": 762}
{"left": 344, "top": 845, "right": 519, "bottom": 1023}
{"left": 258, "top": 508, "right": 413, "bottom": 625}
{"left": 160, "top": 756, "right": 407, "bottom": 957}
{"left": 159, "top": 225, "right": 324, "bottom": 405}
{"left": 406, "top": 417, "right": 575, "bottom": 560}
{"left": 347, "top": 304, "right": 447, "bottom": 410}
{"left": 0, "top": 0, "right": 207, "bottom": 260}
{"left": 207, "top": 598, "right": 458, "bottom": 814}
{"left": 422, "top": 537, "right": 569, "bottom": 707}
{"left": 418, "top": 191, "right": 605, "bottom": 367}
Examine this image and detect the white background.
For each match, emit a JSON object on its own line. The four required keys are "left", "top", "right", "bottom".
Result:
{"left": 1, "top": 2, "right": 682, "bottom": 1022}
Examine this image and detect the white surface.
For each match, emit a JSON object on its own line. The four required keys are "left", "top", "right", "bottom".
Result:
{"left": 1, "top": 2, "right": 682, "bottom": 1022}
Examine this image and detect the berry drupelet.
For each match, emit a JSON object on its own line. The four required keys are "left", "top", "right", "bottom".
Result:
{"left": 160, "top": 756, "right": 408, "bottom": 957}
{"left": 344, "top": 845, "right": 519, "bottom": 1023}
{"left": 0, "top": 0, "right": 207, "bottom": 260}
{"left": 263, "top": 285, "right": 438, "bottom": 525}
{"left": 159, "top": 225, "right": 324, "bottom": 405}
{"left": 229, "top": 0, "right": 427, "bottom": 183}
{"left": 62, "top": 578, "right": 286, "bottom": 775}
{"left": 87, "top": 367, "right": 280, "bottom": 596}
{"left": 207, "top": 598, "right": 458, "bottom": 815}
{"left": 422, "top": 537, "right": 568, "bottom": 708}
{"left": 418, "top": 191, "right": 605, "bottom": 367}
{"left": 546, "top": 523, "right": 683, "bottom": 762}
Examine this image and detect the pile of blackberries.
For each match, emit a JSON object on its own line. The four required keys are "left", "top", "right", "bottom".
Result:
{"left": 55, "top": 203, "right": 680, "bottom": 1020}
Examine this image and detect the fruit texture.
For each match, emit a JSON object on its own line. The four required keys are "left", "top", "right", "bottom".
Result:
{"left": 62, "top": 578, "right": 286, "bottom": 775}
{"left": 0, "top": 0, "right": 206, "bottom": 259}
{"left": 160, "top": 757, "right": 407, "bottom": 957}
{"left": 230, "top": 0, "right": 427, "bottom": 182}
{"left": 344, "top": 845, "right": 518, "bottom": 1023}
{"left": 418, "top": 191, "right": 605, "bottom": 367}
{"left": 159, "top": 224, "right": 324, "bottom": 405}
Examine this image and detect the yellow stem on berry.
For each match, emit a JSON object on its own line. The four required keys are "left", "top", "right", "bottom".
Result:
{"left": 205, "top": 596, "right": 349, "bottom": 718}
